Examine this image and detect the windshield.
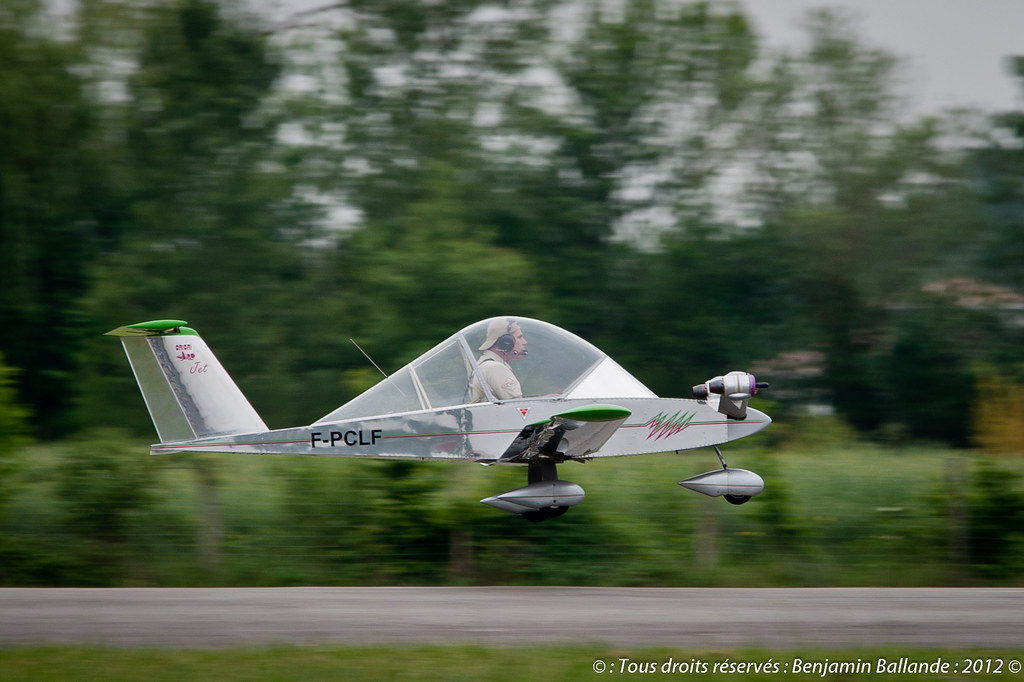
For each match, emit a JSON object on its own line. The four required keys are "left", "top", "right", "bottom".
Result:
{"left": 315, "top": 317, "right": 655, "bottom": 422}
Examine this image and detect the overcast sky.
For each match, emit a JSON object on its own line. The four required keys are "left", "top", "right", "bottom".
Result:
{"left": 742, "top": 0, "right": 1024, "bottom": 115}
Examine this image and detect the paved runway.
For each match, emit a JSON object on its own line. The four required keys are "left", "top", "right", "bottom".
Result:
{"left": 2, "top": 587, "right": 1022, "bottom": 649}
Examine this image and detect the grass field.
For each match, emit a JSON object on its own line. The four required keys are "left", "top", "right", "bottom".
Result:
{"left": 3, "top": 644, "right": 1024, "bottom": 681}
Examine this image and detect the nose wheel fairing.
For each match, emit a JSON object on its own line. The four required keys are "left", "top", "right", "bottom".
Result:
{"left": 677, "top": 445, "right": 764, "bottom": 505}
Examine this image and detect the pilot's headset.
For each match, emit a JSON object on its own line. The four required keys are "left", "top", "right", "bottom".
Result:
{"left": 494, "top": 319, "right": 516, "bottom": 353}
{"left": 495, "top": 319, "right": 526, "bottom": 356}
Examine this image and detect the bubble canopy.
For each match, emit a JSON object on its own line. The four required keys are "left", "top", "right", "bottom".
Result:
{"left": 316, "top": 317, "right": 656, "bottom": 423}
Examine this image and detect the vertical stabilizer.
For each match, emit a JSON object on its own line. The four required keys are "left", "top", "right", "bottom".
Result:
{"left": 106, "top": 320, "right": 267, "bottom": 443}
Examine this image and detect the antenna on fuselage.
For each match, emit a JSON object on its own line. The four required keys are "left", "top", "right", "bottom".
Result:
{"left": 350, "top": 338, "right": 411, "bottom": 400}
{"left": 350, "top": 339, "right": 390, "bottom": 380}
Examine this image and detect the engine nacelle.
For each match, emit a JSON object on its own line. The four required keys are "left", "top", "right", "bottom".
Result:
{"left": 480, "top": 479, "right": 585, "bottom": 515}
{"left": 692, "top": 371, "right": 766, "bottom": 419}
{"left": 678, "top": 468, "right": 764, "bottom": 502}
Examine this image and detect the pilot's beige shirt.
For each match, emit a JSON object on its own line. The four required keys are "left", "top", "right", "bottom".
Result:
{"left": 469, "top": 350, "right": 522, "bottom": 402}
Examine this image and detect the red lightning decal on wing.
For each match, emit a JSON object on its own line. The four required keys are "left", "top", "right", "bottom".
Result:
{"left": 645, "top": 411, "right": 695, "bottom": 440}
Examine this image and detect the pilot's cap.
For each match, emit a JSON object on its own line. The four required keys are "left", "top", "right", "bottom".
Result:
{"left": 479, "top": 318, "right": 522, "bottom": 350}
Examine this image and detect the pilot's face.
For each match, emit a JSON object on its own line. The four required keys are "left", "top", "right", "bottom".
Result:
{"left": 510, "top": 329, "right": 527, "bottom": 359}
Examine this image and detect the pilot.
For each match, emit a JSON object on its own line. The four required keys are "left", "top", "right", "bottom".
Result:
{"left": 469, "top": 318, "right": 528, "bottom": 402}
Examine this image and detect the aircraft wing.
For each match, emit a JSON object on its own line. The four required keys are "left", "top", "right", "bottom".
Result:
{"left": 490, "top": 404, "right": 631, "bottom": 464}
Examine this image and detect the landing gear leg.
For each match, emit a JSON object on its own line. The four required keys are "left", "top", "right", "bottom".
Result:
{"left": 522, "top": 460, "right": 570, "bottom": 522}
{"left": 713, "top": 445, "right": 729, "bottom": 469}
{"left": 528, "top": 459, "right": 558, "bottom": 484}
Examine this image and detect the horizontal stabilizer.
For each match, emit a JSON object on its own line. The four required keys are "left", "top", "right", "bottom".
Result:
{"left": 105, "top": 319, "right": 192, "bottom": 337}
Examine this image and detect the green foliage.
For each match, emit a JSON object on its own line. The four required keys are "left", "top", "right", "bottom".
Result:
{"left": 335, "top": 162, "right": 550, "bottom": 337}
{"left": 130, "top": 0, "right": 278, "bottom": 156}
{"left": 51, "top": 431, "right": 159, "bottom": 584}
{"left": 0, "top": 11, "right": 102, "bottom": 432}
{"left": 971, "top": 58, "right": 1024, "bottom": 290}
{"left": 0, "top": 352, "right": 31, "bottom": 466}
{"left": 966, "top": 461, "right": 1024, "bottom": 578}
{"left": 617, "top": 226, "right": 807, "bottom": 394}
{"left": 875, "top": 302, "right": 992, "bottom": 446}
{"left": 4, "top": 432, "right": 1024, "bottom": 587}
{"left": 0, "top": 353, "right": 31, "bottom": 575}
{"left": 276, "top": 458, "right": 453, "bottom": 584}
{"left": 78, "top": 0, "right": 319, "bottom": 429}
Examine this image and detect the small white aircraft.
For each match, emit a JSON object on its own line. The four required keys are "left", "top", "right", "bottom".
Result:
{"left": 108, "top": 316, "right": 770, "bottom": 521}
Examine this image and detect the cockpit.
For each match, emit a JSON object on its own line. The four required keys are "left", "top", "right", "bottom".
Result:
{"left": 316, "top": 316, "right": 656, "bottom": 423}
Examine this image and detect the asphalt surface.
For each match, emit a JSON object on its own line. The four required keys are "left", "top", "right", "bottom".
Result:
{"left": 2, "top": 587, "right": 1022, "bottom": 649}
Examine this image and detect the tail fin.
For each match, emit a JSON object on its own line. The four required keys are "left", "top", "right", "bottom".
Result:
{"left": 106, "top": 320, "right": 267, "bottom": 444}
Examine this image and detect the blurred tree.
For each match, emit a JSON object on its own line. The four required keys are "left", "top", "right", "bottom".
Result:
{"left": 278, "top": 458, "right": 454, "bottom": 583}
{"left": 323, "top": 0, "right": 536, "bottom": 224}
{"left": 0, "top": 353, "right": 32, "bottom": 581}
{"left": 284, "top": 0, "right": 766, "bottom": 342}
{"left": 618, "top": 224, "right": 804, "bottom": 394}
{"left": 971, "top": 57, "right": 1024, "bottom": 290}
{"left": 967, "top": 461, "right": 1024, "bottom": 578}
{"left": 323, "top": 161, "right": 550, "bottom": 361}
{"left": 54, "top": 430, "right": 157, "bottom": 584}
{"left": 973, "top": 371, "right": 1024, "bottom": 454}
{"left": 0, "top": 352, "right": 30, "bottom": 473}
{"left": 79, "top": 0, "right": 323, "bottom": 429}
{"left": 739, "top": 12, "right": 987, "bottom": 437}
{"left": 881, "top": 303, "right": 984, "bottom": 446}
{"left": 104, "top": 0, "right": 297, "bottom": 308}
{"left": 0, "top": 2, "right": 110, "bottom": 433}
{"left": 486, "top": 0, "right": 762, "bottom": 334}
{"left": 255, "top": 1, "right": 561, "bottom": 416}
